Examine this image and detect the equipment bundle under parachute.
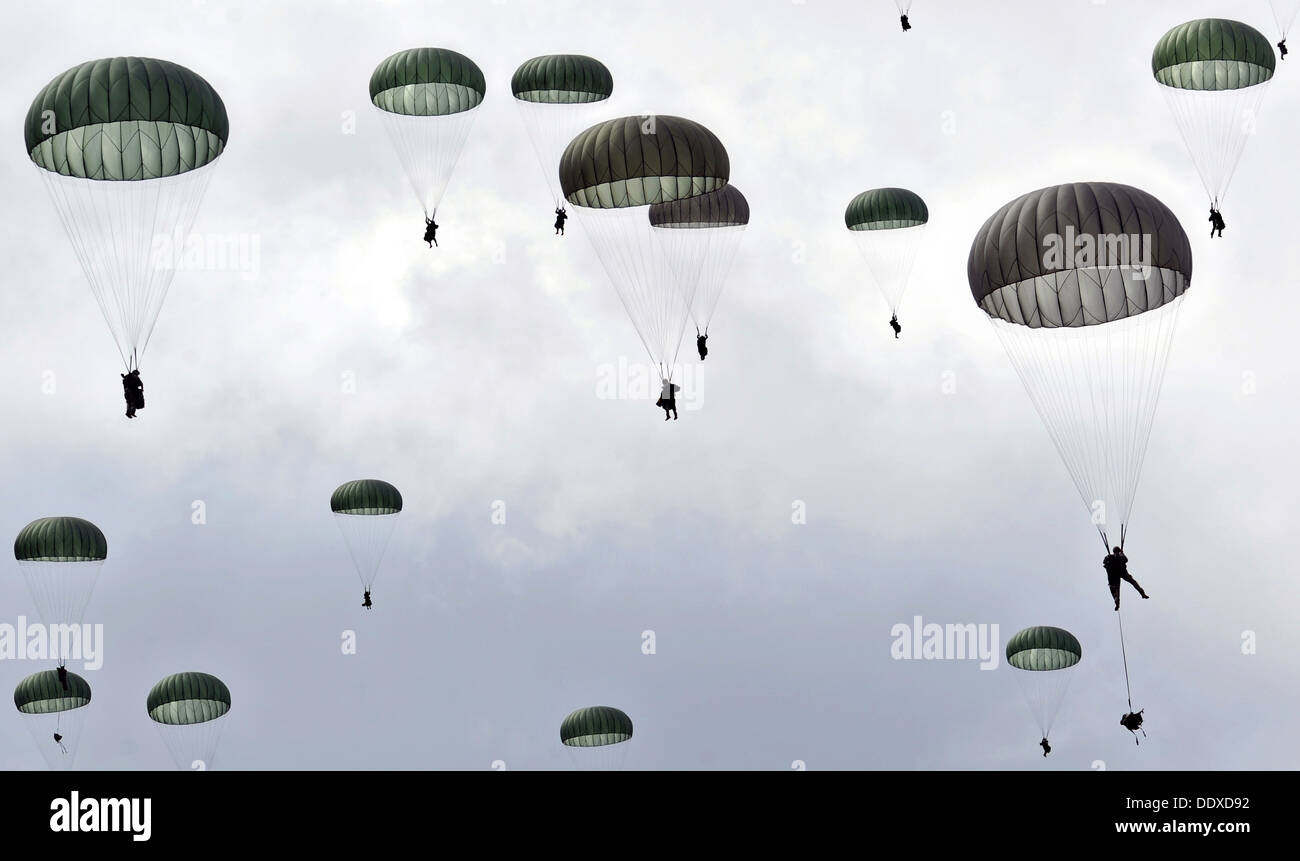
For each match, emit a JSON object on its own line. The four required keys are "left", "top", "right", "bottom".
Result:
{"left": 560, "top": 115, "right": 730, "bottom": 386}
{"left": 26, "top": 57, "right": 228, "bottom": 377}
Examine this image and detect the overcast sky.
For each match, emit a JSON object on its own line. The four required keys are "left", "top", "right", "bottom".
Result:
{"left": 1, "top": 0, "right": 1297, "bottom": 770}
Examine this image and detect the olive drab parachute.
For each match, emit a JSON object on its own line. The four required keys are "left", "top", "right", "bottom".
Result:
{"left": 14, "top": 670, "right": 92, "bottom": 770}
{"left": 845, "top": 188, "right": 928, "bottom": 321}
{"left": 560, "top": 705, "right": 633, "bottom": 771}
{"left": 1006, "top": 626, "right": 1082, "bottom": 741}
{"left": 370, "top": 48, "right": 485, "bottom": 220}
{"left": 1153, "top": 19, "right": 1275, "bottom": 209}
{"left": 14, "top": 517, "right": 107, "bottom": 651}
{"left": 147, "top": 671, "right": 231, "bottom": 769}
{"left": 26, "top": 57, "right": 228, "bottom": 372}
{"left": 560, "top": 116, "right": 730, "bottom": 383}
{"left": 331, "top": 479, "right": 402, "bottom": 593}
{"left": 511, "top": 55, "right": 613, "bottom": 208}
{"left": 968, "top": 182, "right": 1192, "bottom": 550}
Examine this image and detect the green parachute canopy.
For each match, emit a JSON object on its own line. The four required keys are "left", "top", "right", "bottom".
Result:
{"left": 1153, "top": 19, "right": 1276, "bottom": 90}
{"left": 649, "top": 184, "right": 749, "bottom": 228}
{"left": 560, "top": 706, "right": 633, "bottom": 747}
{"left": 846, "top": 187, "right": 928, "bottom": 231}
{"left": 560, "top": 115, "right": 729, "bottom": 208}
{"left": 369, "top": 48, "right": 484, "bottom": 220}
{"left": 330, "top": 479, "right": 403, "bottom": 515}
{"left": 511, "top": 55, "right": 612, "bottom": 105}
{"left": 14, "top": 670, "right": 92, "bottom": 714}
{"left": 1006, "top": 626, "right": 1083, "bottom": 671}
{"left": 26, "top": 57, "right": 228, "bottom": 180}
{"left": 14, "top": 517, "right": 107, "bottom": 562}
{"left": 370, "top": 48, "right": 486, "bottom": 116}
{"left": 147, "top": 672, "right": 231, "bottom": 726}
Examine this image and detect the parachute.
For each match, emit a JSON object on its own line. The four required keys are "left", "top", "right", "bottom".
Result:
{"left": 1006, "top": 626, "right": 1082, "bottom": 741}
{"left": 968, "top": 182, "right": 1192, "bottom": 550}
{"left": 845, "top": 187, "right": 928, "bottom": 322}
{"left": 370, "top": 48, "right": 485, "bottom": 220}
{"left": 1153, "top": 19, "right": 1275, "bottom": 209}
{"left": 26, "top": 57, "right": 228, "bottom": 372}
{"left": 511, "top": 55, "right": 613, "bottom": 208}
{"left": 560, "top": 115, "right": 730, "bottom": 383}
{"left": 331, "top": 479, "right": 402, "bottom": 594}
{"left": 14, "top": 517, "right": 107, "bottom": 660}
{"left": 147, "top": 671, "right": 231, "bottom": 769}
{"left": 14, "top": 670, "right": 92, "bottom": 770}
{"left": 649, "top": 185, "right": 748, "bottom": 344}
{"left": 560, "top": 705, "right": 633, "bottom": 770}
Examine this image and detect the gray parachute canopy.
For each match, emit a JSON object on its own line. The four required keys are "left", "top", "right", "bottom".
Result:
{"left": 968, "top": 181, "right": 1192, "bottom": 328}
{"left": 649, "top": 184, "right": 749, "bottom": 228}
{"left": 559, "top": 115, "right": 729, "bottom": 208}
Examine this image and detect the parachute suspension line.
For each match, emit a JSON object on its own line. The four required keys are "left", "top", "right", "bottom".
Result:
{"left": 1118, "top": 609, "right": 1134, "bottom": 710}
{"left": 849, "top": 224, "right": 927, "bottom": 323}
{"left": 990, "top": 294, "right": 1183, "bottom": 542}
{"left": 514, "top": 99, "right": 601, "bottom": 212}
{"left": 1271, "top": 2, "right": 1300, "bottom": 40}
{"left": 654, "top": 224, "right": 745, "bottom": 334}
{"left": 37, "top": 165, "right": 217, "bottom": 371}
{"left": 1159, "top": 82, "right": 1270, "bottom": 208}
{"left": 573, "top": 207, "right": 691, "bottom": 380}
{"left": 376, "top": 104, "right": 479, "bottom": 220}
{"left": 17, "top": 560, "right": 105, "bottom": 633}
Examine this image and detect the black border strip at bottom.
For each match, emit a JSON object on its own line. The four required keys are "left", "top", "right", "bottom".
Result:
{"left": 6, "top": 770, "right": 1276, "bottom": 847}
